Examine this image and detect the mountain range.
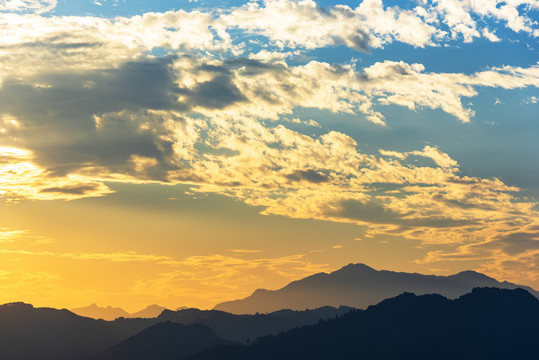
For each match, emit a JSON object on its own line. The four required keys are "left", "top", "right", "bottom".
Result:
{"left": 214, "top": 263, "right": 539, "bottom": 314}
{"left": 0, "top": 302, "right": 348, "bottom": 360}
{"left": 192, "top": 287, "right": 539, "bottom": 360}
{"left": 71, "top": 304, "right": 171, "bottom": 321}
{"left": 88, "top": 322, "right": 228, "bottom": 360}
{"left": 2, "top": 263, "right": 538, "bottom": 359}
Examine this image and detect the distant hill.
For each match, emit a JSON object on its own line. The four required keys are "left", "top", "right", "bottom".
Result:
{"left": 0, "top": 302, "right": 349, "bottom": 359}
{"left": 193, "top": 287, "right": 539, "bottom": 360}
{"left": 71, "top": 304, "right": 169, "bottom": 320}
{"left": 71, "top": 304, "right": 130, "bottom": 321}
{"left": 0, "top": 302, "right": 130, "bottom": 360}
{"left": 214, "top": 263, "right": 539, "bottom": 314}
{"left": 88, "top": 322, "right": 228, "bottom": 360}
{"left": 156, "top": 306, "right": 352, "bottom": 342}
{"left": 128, "top": 304, "right": 168, "bottom": 318}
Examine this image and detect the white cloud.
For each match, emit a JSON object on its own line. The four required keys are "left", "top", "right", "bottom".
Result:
{"left": 482, "top": 27, "right": 501, "bottom": 42}
{"left": 0, "top": 0, "right": 56, "bottom": 14}
{"left": 432, "top": 0, "right": 538, "bottom": 41}
{"left": 222, "top": 0, "right": 442, "bottom": 50}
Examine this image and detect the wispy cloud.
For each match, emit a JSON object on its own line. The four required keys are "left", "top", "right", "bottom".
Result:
{"left": 0, "top": 0, "right": 57, "bottom": 14}
{"left": 0, "top": 245, "right": 333, "bottom": 307}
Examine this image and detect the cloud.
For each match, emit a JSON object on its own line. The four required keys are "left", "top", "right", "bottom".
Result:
{"left": 0, "top": 147, "right": 112, "bottom": 201}
{"left": 222, "top": 0, "right": 374, "bottom": 51}
{"left": 416, "top": 221, "right": 539, "bottom": 285}
{"left": 39, "top": 184, "right": 105, "bottom": 196}
{"left": 0, "top": 248, "right": 175, "bottom": 263}
{"left": 9, "top": 56, "right": 536, "bottom": 186}
{"left": 220, "top": 0, "right": 537, "bottom": 51}
{"left": 0, "top": 1, "right": 538, "bottom": 291}
{"left": 131, "top": 252, "right": 333, "bottom": 306}
{"left": 0, "top": 243, "right": 333, "bottom": 307}
{"left": 0, "top": 0, "right": 535, "bottom": 84}
{"left": 432, "top": 0, "right": 539, "bottom": 41}
{"left": 0, "top": 57, "right": 536, "bottom": 243}
{"left": 285, "top": 169, "right": 329, "bottom": 183}
{"left": 226, "top": 249, "right": 263, "bottom": 253}
{"left": 0, "top": 228, "right": 28, "bottom": 243}
{"left": 0, "top": 0, "right": 56, "bottom": 14}
{"left": 0, "top": 10, "right": 232, "bottom": 82}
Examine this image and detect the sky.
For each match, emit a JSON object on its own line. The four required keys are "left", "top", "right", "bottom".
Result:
{"left": 0, "top": 0, "right": 538, "bottom": 312}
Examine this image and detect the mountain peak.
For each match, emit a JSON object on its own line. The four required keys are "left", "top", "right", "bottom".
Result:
{"left": 336, "top": 263, "right": 376, "bottom": 273}
{"left": 129, "top": 304, "right": 168, "bottom": 318}
{"left": 213, "top": 263, "right": 539, "bottom": 314}
{"left": 451, "top": 270, "right": 493, "bottom": 281}
{"left": 0, "top": 302, "right": 33, "bottom": 310}
{"left": 71, "top": 304, "right": 129, "bottom": 321}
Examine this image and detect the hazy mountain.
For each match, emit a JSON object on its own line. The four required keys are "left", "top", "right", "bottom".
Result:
{"left": 88, "top": 322, "right": 228, "bottom": 360}
{"left": 128, "top": 304, "right": 168, "bottom": 318}
{"left": 0, "top": 302, "right": 185, "bottom": 360}
{"left": 71, "top": 304, "right": 170, "bottom": 320}
{"left": 214, "top": 263, "right": 539, "bottom": 314}
{"left": 156, "top": 306, "right": 352, "bottom": 342}
{"left": 0, "top": 302, "right": 127, "bottom": 360}
{"left": 0, "top": 302, "right": 349, "bottom": 359}
{"left": 71, "top": 304, "right": 130, "bottom": 321}
{"left": 192, "top": 287, "right": 539, "bottom": 360}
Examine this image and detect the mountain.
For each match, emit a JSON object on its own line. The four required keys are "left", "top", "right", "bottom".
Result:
{"left": 214, "top": 263, "right": 539, "bottom": 314}
{"left": 155, "top": 306, "right": 352, "bottom": 342}
{"left": 0, "top": 302, "right": 349, "bottom": 359}
{"left": 128, "top": 304, "right": 168, "bottom": 318}
{"left": 0, "top": 302, "right": 127, "bottom": 360}
{"left": 88, "top": 322, "right": 228, "bottom": 360}
{"left": 71, "top": 304, "right": 169, "bottom": 320}
{"left": 192, "top": 287, "right": 539, "bottom": 360}
{"left": 71, "top": 304, "right": 130, "bottom": 321}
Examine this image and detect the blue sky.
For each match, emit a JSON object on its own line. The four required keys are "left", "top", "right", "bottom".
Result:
{"left": 0, "top": 0, "right": 538, "bottom": 310}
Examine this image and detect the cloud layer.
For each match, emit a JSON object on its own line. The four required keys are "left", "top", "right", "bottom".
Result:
{"left": 1, "top": 0, "right": 538, "bottom": 292}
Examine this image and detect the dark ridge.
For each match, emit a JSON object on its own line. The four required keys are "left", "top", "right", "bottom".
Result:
{"left": 87, "top": 322, "right": 226, "bottom": 360}
{"left": 192, "top": 287, "right": 539, "bottom": 360}
{"left": 0, "top": 301, "right": 350, "bottom": 359}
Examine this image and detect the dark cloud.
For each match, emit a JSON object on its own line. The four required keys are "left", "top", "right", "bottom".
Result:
{"left": 180, "top": 75, "right": 246, "bottom": 109}
{"left": 0, "top": 56, "right": 186, "bottom": 178}
{"left": 285, "top": 169, "right": 329, "bottom": 183}
{"left": 432, "top": 195, "right": 497, "bottom": 211}
{"left": 0, "top": 40, "right": 102, "bottom": 50}
{"left": 345, "top": 32, "right": 371, "bottom": 52}
{"left": 0, "top": 55, "right": 184, "bottom": 124}
{"left": 494, "top": 228, "right": 539, "bottom": 255}
{"left": 224, "top": 58, "right": 286, "bottom": 75}
{"left": 39, "top": 184, "right": 102, "bottom": 195}
{"left": 335, "top": 199, "right": 479, "bottom": 229}
{"left": 0, "top": 55, "right": 259, "bottom": 180}
{"left": 313, "top": 4, "right": 371, "bottom": 52}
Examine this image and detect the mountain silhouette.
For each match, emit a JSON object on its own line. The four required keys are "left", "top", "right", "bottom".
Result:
{"left": 0, "top": 302, "right": 129, "bottom": 360}
{"left": 128, "top": 304, "right": 168, "bottom": 318}
{"left": 71, "top": 304, "right": 130, "bottom": 321}
{"left": 71, "top": 304, "right": 169, "bottom": 320}
{"left": 214, "top": 263, "right": 539, "bottom": 314}
{"left": 0, "top": 302, "right": 349, "bottom": 359}
{"left": 88, "top": 321, "right": 227, "bottom": 360}
{"left": 192, "top": 287, "right": 539, "bottom": 360}
{"left": 155, "top": 306, "right": 352, "bottom": 342}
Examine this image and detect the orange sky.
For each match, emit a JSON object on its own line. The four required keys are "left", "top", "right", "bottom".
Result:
{"left": 1, "top": 0, "right": 538, "bottom": 312}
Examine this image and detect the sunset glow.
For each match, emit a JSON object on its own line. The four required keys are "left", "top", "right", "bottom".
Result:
{"left": 0, "top": 0, "right": 538, "bottom": 312}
